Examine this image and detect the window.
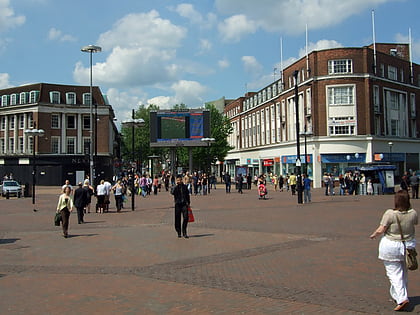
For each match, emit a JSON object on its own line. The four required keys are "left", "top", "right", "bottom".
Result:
{"left": 10, "top": 93, "right": 18, "bottom": 105}
{"left": 83, "top": 138, "right": 91, "bottom": 154}
{"left": 29, "top": 90, "right": 39, "bottom": 103}
{"left": 373, "top": 85, "right": 380, "bottom": 113}
{"left": 83, "top": 115, "right": 91, "bottom": 130}
{"left": 328, "top": 86, "right": 354, "bottom": 106}
{"left": 390, "top": 119, "right": 399, "bottom": 136}
{"left": 328, "top": 117, "right": 356, "bottom": 135}
{"left": 9, "top": 116, "right": 15, "bottom": 130}
{"left": 28, "top": 137, "right": 33, "bottom": 154}
{"left": 2, "top": 95, "right": 9, "bottom": 106}
{"left": 66, "top": 137, "right": 76, "bottom": 154}
{"left": 19, "top": 115, "right": 24, "bottom": 129}
{"left": 66, "top": 92, "right": 76, "bottom": 105}
{"left": 0, "top": 138, "right": 4, "bottom": 154}
{"left": 83, "top": 93, "right": 91, "bottom": 105}
{"left": 380, "top": 64, "right": 385, "bottom": 77}
{"left": 388, "top": 66, "right": 397, "bottom": 81}
{"left": 51, "top": 114, "right": 60, "bottom": 129}
{"left": 18, "top": 137, "right": 24, "bottom": 153}
{"left": 8, "top": 138, "right": 14, "bottom": 153}
{"left": 66, "top": 115, "right": 76, "bottom": 129}
{"left": 410, "top": 94, "right": 416, "bottom": 117}
{"left": 49, "top": 91, "right": 60, "bottom": 104}
{"left": 20, "top": 92, "right": 28, "bottom": 104}
{"left": 328, "top": 59, "right": 352, "bottom": 74}
{"left": 389, "top": 92, "right": 399, "bottom": 110}
{"left": 1, "top": 117, "right": 6, "bottom": 130}
{"left": 51, "top": 137, "right": 60, "bottom": 154}
{"left": 28, "top": 114, "right": 33, "bottom": 128}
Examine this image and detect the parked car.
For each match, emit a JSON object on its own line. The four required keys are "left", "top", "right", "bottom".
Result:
{"left": 1, "top": 180, "right": 22, "bottom": 197}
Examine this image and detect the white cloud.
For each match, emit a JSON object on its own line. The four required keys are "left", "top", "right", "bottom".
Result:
{"left": 218, "top": 14, "right": 257, "bottom": 42}
{"left": 0, "top": 73, "right": 11, "bottom": 88}
{"left": 216, "top": 0, "right": 391, "bottom": 36}
{"left": 74, "top": 11, "right": 187, "bottom": 88}
{"left": 174, "top": 3, "right": 217, "bottom": 29}
{"left": 0, "top": 0, "right": 25, "bottom": 33}
{"left": 299, "top": 39, "right": 343, "bottom": 57}
{"left": 105, "top": 87, "right": 146, "bottom": 124}
{"left": 242, "top": 56, "right": 263, "bottom": 74}
{"left": 198, "top": 39, "right": 212, "bottom": 54}
{"left": 148, "top": 80, "right": 207, "bottom": 109}
{"left": 218, "top": 58, "right": 230, "bottom": 69}
{"left": 48, "top": 27, "right": 77, "bottom": 42}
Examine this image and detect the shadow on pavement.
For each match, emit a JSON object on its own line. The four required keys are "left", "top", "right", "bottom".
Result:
{"left": 0, "top": 238, "right": 20, "bottom": 244}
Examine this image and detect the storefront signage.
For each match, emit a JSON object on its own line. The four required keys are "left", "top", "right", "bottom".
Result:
{"left": 263, "top": 159, "right": 274, "bottom": 166}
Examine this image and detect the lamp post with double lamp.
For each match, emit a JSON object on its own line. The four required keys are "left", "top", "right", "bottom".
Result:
{"left": 122, "top": 110, "right": 144, "bottom": 211}
{"left": 81, "top": 44, "right": 101, "bottom": 185}
{"left": 293, "top": 70, "right": 303, "bottom": 204}
{"left": 201, "top": 137, "right": 215, "bottom": 193}
{"left": 24, "top": 125, "right": 44, "bottom": 211}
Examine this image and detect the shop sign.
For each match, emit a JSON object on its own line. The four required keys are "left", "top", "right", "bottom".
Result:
{"left": 263, "top": 159, "right": 274, "bottom": 166}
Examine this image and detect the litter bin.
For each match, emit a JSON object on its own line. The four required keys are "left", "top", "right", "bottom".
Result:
{"left": 24, "top": 183, "right": 32, "bottom": 197}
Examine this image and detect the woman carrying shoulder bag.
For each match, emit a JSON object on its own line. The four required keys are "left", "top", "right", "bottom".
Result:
{"left": 57, "top": 186, "right": 74, "bottom": 238}
{"left": 370, "top": 190, "right": 418, "bottom": 311}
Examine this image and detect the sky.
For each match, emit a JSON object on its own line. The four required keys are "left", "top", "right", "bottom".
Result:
{"left": 1, "top": 0, "right": 420, "bottom": 125}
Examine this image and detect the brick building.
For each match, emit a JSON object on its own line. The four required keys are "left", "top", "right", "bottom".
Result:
{"left": 0, "top": 83, "right": 119, "bottom": 186}
{"left": 223, "top": 43, "right": 420, "bottom": 188}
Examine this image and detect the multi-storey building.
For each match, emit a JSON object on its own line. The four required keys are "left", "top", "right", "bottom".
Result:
{"left": 0, "top": 83, "right": 119, "bottom": 186}
{"left": 224, "top": 43, "right": 420, "bottom": 188}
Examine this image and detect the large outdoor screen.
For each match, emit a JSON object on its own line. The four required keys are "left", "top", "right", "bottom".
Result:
{"left": 150, "top": 109, "right": 210, "bottom": 147}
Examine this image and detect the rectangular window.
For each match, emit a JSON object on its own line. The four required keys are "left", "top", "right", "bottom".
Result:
{"left": 83, "top": 115, "right": 91, "bottom": 130}
{"left": 18, "top": 137, "right": 24, "bottom": 153}
{"left": 410, "top": 93, "right": 416, "bottom": 117}
{"left": 8, "top": 138, "right": 14, "bottom": 153}
{"left": 66, "top": 137, "right": 76, "bottom": 154}
{"left": 0, "top": 138, "right": 4, "bottom": 154}
{"left": 49, "top": 91, "right": 60, "bottom": 104}
{"left": 66, "top": 92, "right": 76, "bottom": 105}
{"left": 2, "top": 95, "right": 9, "bottom": 106}
{"left": 10, "top": 94, "right": 18, "bottom": 105}
{"left": 19, "top": 115, "right": 24, "bottom": 129}
{"left": 1, "top": 117, "right": 6, "bottom": 130}
{"left": 328, "top": 117, "right": 356, "bottom": 135}
{"left": 328, "top": 86, "right": 354, "bottom": 106}
{"left": 66, "top": 115, "right": 76, "bottom": 129}
{"left": 373, "top": 85, "right": 380, "bottom": 113}
{"left": 388, "top": 66, "right": 397, "bottom": 81}
{"left": 9, "top": 116, "right": 15, "bottom": 130}
{"left": 328, "top": 59, "right": 352, "bottom": 74}
{"left": 20, "top": 92, "right": 27, "bottom": 104}
{"left": 51, "top": 114, "right": 60, "bottom": 129}
{"left": 51, "top": 137, "right": 60, "bottom": 154}
{"left": 28, "top": 137, "right": 33, "bottom": 154}
{"left": 83, "top": 138, "right": 91, "bottom": 154}
{"left": 390, "top": 119, "right": 399, "bottom": 136}
{"left": 28, "top": 114, "right": 33, "bottom": 128}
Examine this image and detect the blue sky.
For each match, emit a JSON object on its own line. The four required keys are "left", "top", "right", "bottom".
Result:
{"left": 1, "top": 0, "right": 420, "bottom": 124}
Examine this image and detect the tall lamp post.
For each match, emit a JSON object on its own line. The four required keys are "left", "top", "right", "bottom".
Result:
{"left": 293, "top": 70, "right": 303, "bottom": 204}
{"left": 122, "top": 110, "right": 144, "bottom": 211}
{"left": 24, "top": 125, "right": 44, "bottom": 211}
{"left": 81, "top": 44, "right": 101, "bottom": 185}
{"left": 388, "top": 142, "right": 393, "bottom": 165}
{"left": 300, "top": 128, "right": 313, "bottom": 176}
{"left": 201, "top": 137, "right": 215, "bottom": 193}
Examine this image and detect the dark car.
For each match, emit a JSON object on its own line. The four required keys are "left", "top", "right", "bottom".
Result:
{"left": 1, "top": 180, "right": 22, "bottom": 197}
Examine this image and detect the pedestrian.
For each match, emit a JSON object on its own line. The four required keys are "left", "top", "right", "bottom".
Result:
{"left": 152, "top": 175, "right": 159, "bottom": 195}
{"left": 83, "top": 179, "right": 94, "bottom": 213}
{"left": 96, "top": 180, "right": 106, "bottom": 213}
{"left": 273, "top": 174, "right": 278, "bottom": 191}
{"left": 303, "top": 174, "right": 312, "bottom": 203}
{"left": 236, "top": 173, "right": 243, "bottom": 194}
{"left": 328, "top": 173, "right": 335, "bottom": 195}
{"left": 400, "top": 175, "right": 409, "bottom": 192}
{"left": 224, "top": 172, "right": 231, "bottom": 193}
{"left": 247, "top": 173, "right": 252, "bottom": 190}
{"left": 202, "top": 173, "right": 208, "bottom": 195}
{"left": 112, "top": 180, "right": 124, "bottom": 212}
{"left": 409, "top": 172, "right": 419, "bottom": 199}
{"left": 172, "top": 175, "right": 191, "bottom": 238}
{"left": 369, "top": 190, "right": 418, "bottom": 312}
{"left": 289, "top": 173, "right": 297, "bottom": 195}
{"left": 367, "top": 179, "right": 374, "bottom": 195}
{"left": 103, "top": 179, "right": 112, "bottom": 212}
{"left": 56, "top": 186, "right": 74, "bottom": 238}
{"left": 73, "top": 182, "right": 88, "bottom": 224}
{"left": 279, "top": 175, "right": 284, "bottom": 192}
{"left": 61, "top": 179, "right": 73, "bottom": 194}
{"left": 323, "top": 172, "right": 330, "bottom": 196}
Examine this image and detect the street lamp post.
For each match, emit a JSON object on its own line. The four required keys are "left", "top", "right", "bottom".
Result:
{"left": 388, "top": 142, "right": 393, "bottom": 165}
{"left": 122, "top": 110, "right": 144, "bottom": 211}
{"left": 300, "top": 128, "right": 313, "bottom": 176}
{"left": 293, "top": 70, "right": 303, "bottom": 204}
{"left": 24, "top": 125, "right": 44, "bottom": 211}
{"left": 81, "top": 45, "right": 101, "bottom": 185}
{"left": 201, "top": 137, "right": 215, "bottom": 193}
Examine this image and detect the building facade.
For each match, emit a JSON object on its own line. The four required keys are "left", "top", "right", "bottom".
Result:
{"left": 0, "top": 83, "right": 119, "bottom": 186}
{"left": 223, "top": 43, "right": 420, "bottom": 188}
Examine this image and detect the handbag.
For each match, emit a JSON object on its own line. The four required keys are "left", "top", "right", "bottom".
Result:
{"left": 396, "top": 214, "right": 418, "bottom": 271}
{"left": 188, "top": 206, "right": 195, "bottom": 223}
{"left": 54, "top": 212, "right": 62, "bottom": 226}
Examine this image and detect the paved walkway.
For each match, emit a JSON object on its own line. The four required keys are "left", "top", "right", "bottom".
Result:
{"left": 1, "top": 184, "right": 420, "bottom": 314}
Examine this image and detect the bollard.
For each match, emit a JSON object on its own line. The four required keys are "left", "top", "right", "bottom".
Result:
{"left": 6, "top": 190, "right": 9, "bottom": 199}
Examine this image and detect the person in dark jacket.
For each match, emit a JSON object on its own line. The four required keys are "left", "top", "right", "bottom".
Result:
{"left": 73, "top": 182, "right": 88, "bottom": 224}
{"left": 172, "top": 175, "right": 191, "bottom": 238}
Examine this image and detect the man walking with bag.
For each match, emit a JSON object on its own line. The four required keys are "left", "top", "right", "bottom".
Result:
{"left": 172, "top": 175, "right": 191, "bottom": 238}
{"left": 74, "top": 182, "right": 88, "bottom": 224}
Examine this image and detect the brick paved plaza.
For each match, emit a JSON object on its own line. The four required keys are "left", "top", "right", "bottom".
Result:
{"left": 1, "top": 184, "right": 420, "bottom": 314}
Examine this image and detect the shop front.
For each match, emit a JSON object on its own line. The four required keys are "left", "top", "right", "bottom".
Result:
{"left": 281, "top": 154, "right": 313, "bottom": 177}
{"left": 321, "top": 153, "right": 366, "bottom": 178}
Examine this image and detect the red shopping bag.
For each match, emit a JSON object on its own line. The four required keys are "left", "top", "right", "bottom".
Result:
{"left": 188, "top": 206, "right": 195, "bottom": 222}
